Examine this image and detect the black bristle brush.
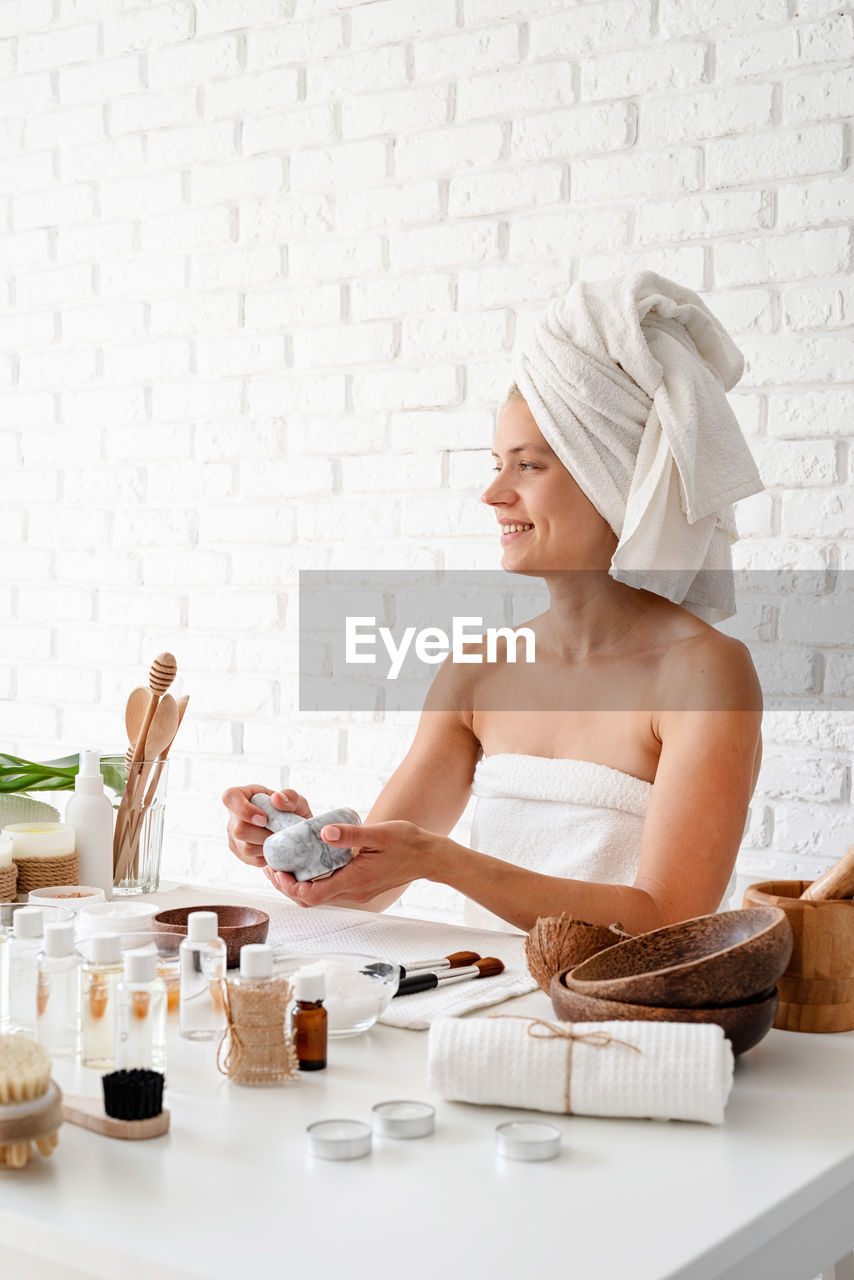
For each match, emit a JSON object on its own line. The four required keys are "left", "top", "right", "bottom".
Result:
{"left": 62, "top": 1070, "right": 169, "bottom": 1140}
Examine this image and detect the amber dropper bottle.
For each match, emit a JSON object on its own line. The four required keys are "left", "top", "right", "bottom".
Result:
{"left": 292, "top": 972, "right": 327, "bottom": 1071}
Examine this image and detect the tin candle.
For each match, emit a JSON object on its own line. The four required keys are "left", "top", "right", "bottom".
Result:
{"left": 372, "top": 1100, "right": 435, "bottom": 1138}
{"left": 306, "top": 1119, "right": 372, "bottom": 1161}
{"left": 495, "top": 1120, "right": 562, "bottom": 1162}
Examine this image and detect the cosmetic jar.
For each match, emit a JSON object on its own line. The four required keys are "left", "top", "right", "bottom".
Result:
{"left": 2, "top": 824, "right": 75, "bottom": 859}
{"left": 495, "top": 1120, "right": 561, "bottom": 1162}
{"left": 306, "top": 1119, "right": 372, "bottom": 1161}
{"left": 372, "top": 1100, "right": 435, "bottom": 1138}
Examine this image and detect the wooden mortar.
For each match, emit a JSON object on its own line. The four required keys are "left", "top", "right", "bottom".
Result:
{"left": 742, "top": 880, "right": 854, "bottom": 1032}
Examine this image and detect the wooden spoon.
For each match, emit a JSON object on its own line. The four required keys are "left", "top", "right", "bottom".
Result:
{"left": 800, "top": 844, "right": 854, "bottom": 901}
{"left": 115, "top": 695, "right": 180, "bottom": 885}
{"left": 124, "top": 687, "right": 149, "bottom": 754}
{"left": 114, "top": 654, "right": 177, "bottom": 869}
{"left": 126, "top": 696, "right": 188, "bottom": 844}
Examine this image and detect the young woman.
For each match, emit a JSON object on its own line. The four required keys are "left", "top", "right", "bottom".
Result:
{"left": 222, "top": 273, "right": 764, "bottom": 935}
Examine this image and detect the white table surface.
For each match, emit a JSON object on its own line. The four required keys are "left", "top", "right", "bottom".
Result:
{"left": 1, "top": 883, "right": 853, "bottom": 1280}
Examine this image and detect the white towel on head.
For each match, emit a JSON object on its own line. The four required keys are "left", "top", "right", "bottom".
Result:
{"left": 513, "top": 270, "right": 764, "bottom": 623}
{"left": 427, "top": 1014, "right": 735, "bottom": 1125}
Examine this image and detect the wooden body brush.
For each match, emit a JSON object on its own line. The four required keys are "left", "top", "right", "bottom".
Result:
{"left": 0, "top": 1035, "right": 62, "bottom": 1168}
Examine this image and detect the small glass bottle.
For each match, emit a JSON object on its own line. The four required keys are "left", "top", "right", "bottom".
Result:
{"left": 116, "top": 946, "right": 167, "bottom": 1072}
{"left": 179, "top": 911, "right": 227, "bottom": 1042}
{"left": 7, "top": 906, "right": 44, "bottom": 1037}
{"left": 81, "top": 932, "right": 123, "bottom": 1069}
{"left": 292, "top": 971, "right": 327, "bottom": 1071}
{"left": 37, "top": 922, "right": 82, "bottom": 1058}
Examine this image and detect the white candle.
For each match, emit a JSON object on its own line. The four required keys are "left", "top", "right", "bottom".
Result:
{"left": 2, "top": 823, "right": 76, "bottom": 859}
{"left": 0, "top": 834, "right": 12, "bottom": 868}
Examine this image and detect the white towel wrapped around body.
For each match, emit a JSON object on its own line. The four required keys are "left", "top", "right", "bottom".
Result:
{"left": 427, "top": 1015, "right": 735, "bottom": 1126}
{"left": 513, "top": 270, "right": 764, "bottom": 622}
{"left": 462, "top": 753, "right": 739, "bottom": 933}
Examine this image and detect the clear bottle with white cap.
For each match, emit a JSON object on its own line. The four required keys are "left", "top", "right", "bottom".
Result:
{"left": 64, "top": 748, "right": 114, "bottom": 899}
{"left": 7, "top": 906, "right": 44, "bottom": 1036}
{"left": 115, "top": 945, "right": 166, "bottom": 1071}
{"left": 81, "top": 931, "right": 123, "bottom": 1069}
{"left": 36, "top": 922, "right": 82, "bottom": 1058}
{"left": 179, "top": 911, "right": 227, "bottom": 1042}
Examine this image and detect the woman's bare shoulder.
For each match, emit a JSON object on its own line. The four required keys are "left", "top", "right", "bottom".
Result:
{"left": 654, "top": 619, "right": 762, "bottom": 713}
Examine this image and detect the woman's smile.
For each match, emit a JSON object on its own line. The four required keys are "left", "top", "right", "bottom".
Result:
{"left": 499, "top": 521, "right": 534, "bottom": 545}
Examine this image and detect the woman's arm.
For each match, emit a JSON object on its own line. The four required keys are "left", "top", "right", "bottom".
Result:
{"left": 426, "top": 633, "right": 763, "bottom": 931}
{"left": 265, "top": 654, "right": 482, "bottom": 911}
{"left": 303, "top": 634, "right": 763, "bottom": 932}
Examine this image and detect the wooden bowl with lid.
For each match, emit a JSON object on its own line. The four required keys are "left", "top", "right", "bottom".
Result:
{"left": 151, "top": 905, "right": 269, "bottom": 970}
{"left": 560, "top": 908, "right": 792, "bottom": 1009}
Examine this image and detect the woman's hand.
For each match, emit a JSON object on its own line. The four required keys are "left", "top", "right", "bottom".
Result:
{"left": 263, "top": 820, "right": 438, "bottom": 910}
{"left": 221, "top": 784, "right": 312, "bottom": 869}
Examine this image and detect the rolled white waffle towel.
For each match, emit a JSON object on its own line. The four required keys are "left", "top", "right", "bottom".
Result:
{"left": 427, "top": 1014, "right": 734, "bottom": 1125}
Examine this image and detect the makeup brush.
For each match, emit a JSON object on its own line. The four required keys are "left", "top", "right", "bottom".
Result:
{"left": 400, "top": 951, "right": 481, "bottom": 978}
{"left": 393, "top": 957, "right": 505, "bottom": 998}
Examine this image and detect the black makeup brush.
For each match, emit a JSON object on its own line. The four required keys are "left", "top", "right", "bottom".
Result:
{"left": 393, "top": 957, "right": 505, "bottom": 997}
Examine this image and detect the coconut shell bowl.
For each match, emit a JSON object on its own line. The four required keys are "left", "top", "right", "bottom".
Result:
{"left": 550, "top": 907, "right": 793, "bottom": 1057}
{"left": 151, "top": 906, "right": 269, "bottom": 970}
{"left": 561, "top": 908, "right": 792, "bottom": 1009}
{"left": 550, "top": 977, "right": 779, "bottom": 1056}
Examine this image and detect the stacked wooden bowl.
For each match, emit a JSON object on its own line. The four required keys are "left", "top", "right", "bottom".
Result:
{"left": 551, "top": 907, "right": 793, "bottom": 1055}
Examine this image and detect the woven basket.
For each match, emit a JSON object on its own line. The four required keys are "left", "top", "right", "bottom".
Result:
{"left": 13, "top": 851, "right": 79, "bottom": 898}
{"left": 0, "top": 862, "right": 17, "bottom": 902}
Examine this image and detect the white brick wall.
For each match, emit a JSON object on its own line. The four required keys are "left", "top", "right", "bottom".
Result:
{"left": 1, "top": 0, "right": 852, "bottom": 919}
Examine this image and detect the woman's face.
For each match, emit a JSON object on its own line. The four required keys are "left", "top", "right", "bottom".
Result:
{"left": 482, "top": 395, "right": 618, "bottom": 573}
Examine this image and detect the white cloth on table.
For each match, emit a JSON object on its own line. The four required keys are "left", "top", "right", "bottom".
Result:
{"left": 427, "top": 1014, "right": 735, "bottom": 1125}
{"left": 512, "top": 270, "right": 764, "bottom": 623}
{"left": 461, "top": 753, "right": 738, "bottom": 933}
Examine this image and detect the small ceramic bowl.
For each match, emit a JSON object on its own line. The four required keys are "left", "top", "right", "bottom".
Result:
{"left": 274, "top": 952, "right": 400, "bottom": 1037}
{"left": 28, "top": 885, "right": 106, "bottom": 912}
{"left": 151, "top": 905, "right": 269, "bottom": 969}
{"left": 551, "top": 971, "right": 779, "bottom": 1056}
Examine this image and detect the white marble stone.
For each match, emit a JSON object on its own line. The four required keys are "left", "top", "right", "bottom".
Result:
{"left": 251, "top": 794, "right": 359, "bottom": 882}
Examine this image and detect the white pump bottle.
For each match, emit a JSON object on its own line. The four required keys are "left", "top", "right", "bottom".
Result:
{"left": 64, "top": 748, "right": 114, "bottom": 899}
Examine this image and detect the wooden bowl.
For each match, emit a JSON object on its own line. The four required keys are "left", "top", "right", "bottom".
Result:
{"left": 743, "top": 880, "right": 854, "bottom": 1033}
{"left": 151, "top": 905, "right": 269, "bottom": 969}
{"left": 551, "top": 971, "right": 779, "bottom": 1056}
{"left": 561, "top": 908, "right": 792, "bottom": 1009}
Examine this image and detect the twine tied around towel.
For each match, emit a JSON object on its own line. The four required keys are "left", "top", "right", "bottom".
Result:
{"left": 488, "top": 1014, "right": 643, "bottom": 1115}
{"left": 216, "top": 976, "right": 300, "bottom": 1085}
